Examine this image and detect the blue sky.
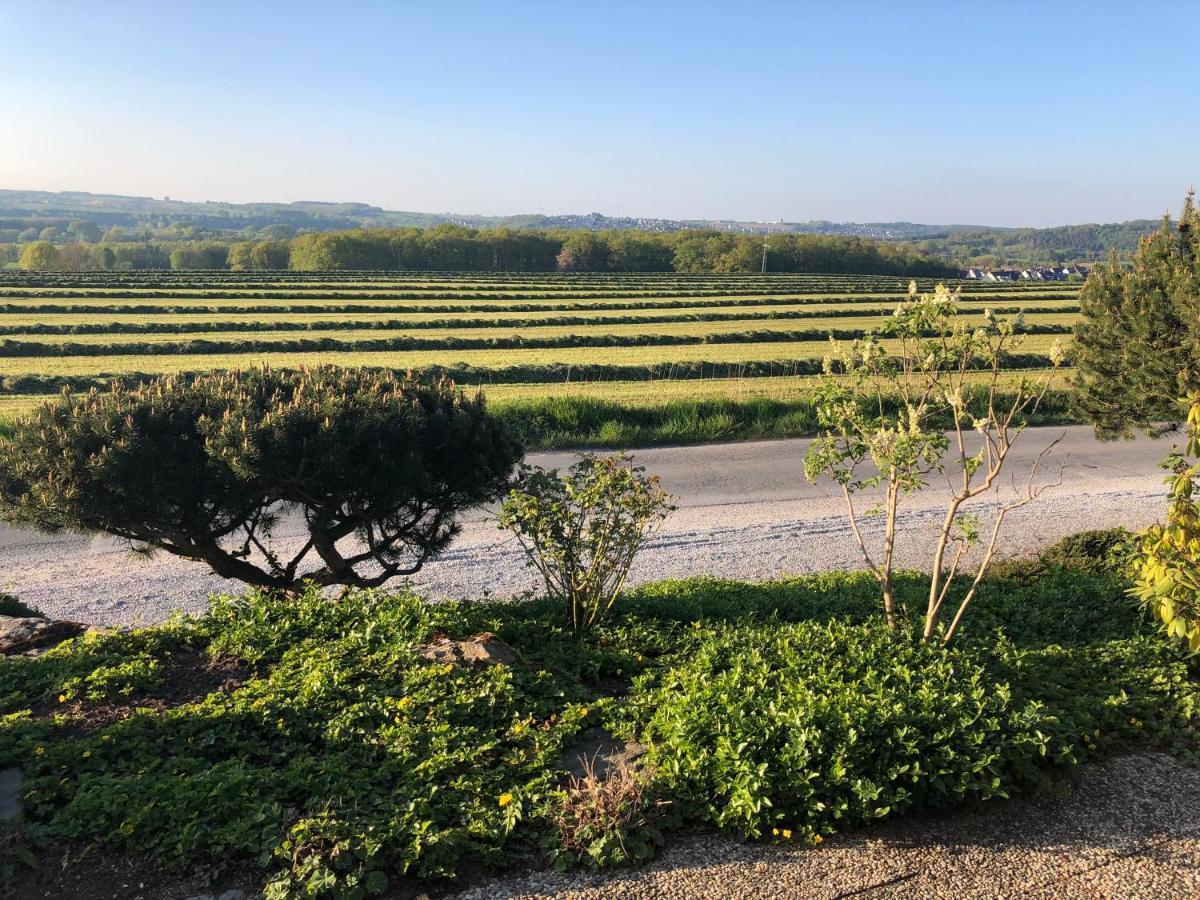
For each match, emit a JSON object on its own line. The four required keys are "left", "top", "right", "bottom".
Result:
{"left": 2, "top": 1, "right": 1196, "bottom": 226}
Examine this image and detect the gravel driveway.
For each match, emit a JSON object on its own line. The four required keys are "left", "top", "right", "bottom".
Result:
{"left": 0, "top": 425, "right": 1173, "bottom": 626}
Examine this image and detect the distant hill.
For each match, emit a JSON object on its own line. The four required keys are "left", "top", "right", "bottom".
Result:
{"left": 0, "top": 189, "right": 1165, "bottom": 265}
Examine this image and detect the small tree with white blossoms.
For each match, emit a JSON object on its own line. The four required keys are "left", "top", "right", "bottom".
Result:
{"left": 804, "top": 282, "right": 1067, "bottom": 641}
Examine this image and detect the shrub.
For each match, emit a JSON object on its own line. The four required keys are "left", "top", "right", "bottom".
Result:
{"left": 804, "top": 282, "right": 1066, "bottom": 640}
{"left": 1040, "top": 528, "right": 1132, "bottom": 573}
{"left": 498, "top": 454, "right": 673, "bottom": 635}
{"left": 1130, "top": 400, "right": 1200, "bottom": 652}
{"left": 631, "top": 619, "right": 1078, "bottom": 843}
{"left": 0, "top": 367, "right": 521, "bottom": 591}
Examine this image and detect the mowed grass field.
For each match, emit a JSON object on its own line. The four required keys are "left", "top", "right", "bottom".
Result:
{"left": 0, "top": 271, "right": 1082, "bottom": 433}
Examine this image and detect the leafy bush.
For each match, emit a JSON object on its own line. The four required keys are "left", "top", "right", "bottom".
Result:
{"left": 1040, "top": 528, "right": 1132, "bottom": 573}
{"left": 2, "top": 546, "right": 1197, "bottom": 896}
{"left": 499, "top": 454, "right": 673, "bottom": 635}
{"left": 0, "top": 367, "right": 521, "bottom": 591}
{"left": 1130, "top": 401, "right": 1200, "bottom": 653}
{"left": 627, "top": 620, "right": 1074, "bottom": 842}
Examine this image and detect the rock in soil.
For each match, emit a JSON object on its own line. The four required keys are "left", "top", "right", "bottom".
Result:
{"left": 0, "top": 615, "right": 98, "bottom": 655}
{"left": 419, "top": 631, "right": 519, "bottom": 669}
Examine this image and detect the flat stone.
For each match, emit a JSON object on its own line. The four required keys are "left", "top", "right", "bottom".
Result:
{"left": 0, "top": 767, "right": 22, "bottom": 822}
{"left": 419, "top": 631, "right": 518, "bottom": 669}
{"left": 0, "top": 615, "right": 87, "bottom": 655}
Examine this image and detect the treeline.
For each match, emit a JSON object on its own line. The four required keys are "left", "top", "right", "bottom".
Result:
{"left": 8, "top": 225, "right": 956, "bottom": 276}
{"left": 917, "top": 219, "right": 1163, "bottom": 267}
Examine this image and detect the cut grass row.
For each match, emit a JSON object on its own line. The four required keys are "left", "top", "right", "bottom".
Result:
{"left": 0, "top": 303, "right": 1082, "bottom": 332}
{"left": 0, "top": 333, "right": 1070, "bottom": 378}
{"left": 0, "top": 274, "right": 1060, "bottom": 289}
{"left": 0, "top": 290, "right": 1077, "bottom": 314}
{"left": 0, "top": 313, "right": 1079, "bottom": 351}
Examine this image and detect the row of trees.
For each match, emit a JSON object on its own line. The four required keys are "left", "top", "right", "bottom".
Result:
{"left": 15, "top": 241, "right": 171, "bottom": 272}
{"left": 10, "top": 224, "right": 956, "bottom": 276}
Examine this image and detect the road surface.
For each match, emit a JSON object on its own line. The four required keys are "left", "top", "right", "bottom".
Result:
{"left": 0, "top": 425, "right": 1173, "bottom": 626}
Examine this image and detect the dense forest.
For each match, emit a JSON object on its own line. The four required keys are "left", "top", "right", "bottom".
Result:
{"left": 912, "top": 220, "right": 1161, "bottom": 267}
{"left": 6, "top": 226, "right": 956, "bottom": 276}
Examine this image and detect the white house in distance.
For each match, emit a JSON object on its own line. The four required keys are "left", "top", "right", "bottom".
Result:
{"left": 961, "top": 266, "right": 1088, "bottom": 281}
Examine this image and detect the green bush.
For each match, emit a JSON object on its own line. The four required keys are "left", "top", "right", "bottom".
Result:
{"left": 627, "top": 620, "right": 1073, "bottom": 842}
{"left": 1039, "top": 528, "right": 1132, "bottom": 573}
{"left": 1, "top": 548, "right": 1196, "bottom": 896}
{"left": 0, "top": 367, "right": 521, "bottom": 591}
{"left": 499, "top": 454, "right": 673, "bottom": 635}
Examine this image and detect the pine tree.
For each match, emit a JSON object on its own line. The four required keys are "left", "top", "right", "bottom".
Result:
{"left": 1074, "top": 191, "right": 1200, "bottom": 438}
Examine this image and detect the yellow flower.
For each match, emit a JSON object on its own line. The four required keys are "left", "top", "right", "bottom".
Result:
{"left": 57, "top": 694, "right": 66, "bottom": 703}
{"left": 782, "top": 829, "right": 792, "bottom": 840}
{"left": 772, "top": 828, "right": 779, "bottom": 836}
{"left": 579, "top": 708, "right": 588, "bottom": 717}
{"left": 498, "top": 792, "right": 514, "bottom": 807}
{"left": 813, "top": 834, "right": 824, "bottom": 845}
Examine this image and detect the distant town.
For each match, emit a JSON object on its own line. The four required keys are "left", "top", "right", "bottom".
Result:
{"left": 961, "top": 265, "right": 1089, "bottom": 281}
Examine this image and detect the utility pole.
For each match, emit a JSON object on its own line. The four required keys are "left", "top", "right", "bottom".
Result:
{"left": 761, "top": 240, "right": 769, "bottom": 274}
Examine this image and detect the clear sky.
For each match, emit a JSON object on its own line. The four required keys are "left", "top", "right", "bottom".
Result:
{"left": 2, "top": 1, "right": 1196, "bottom": 227}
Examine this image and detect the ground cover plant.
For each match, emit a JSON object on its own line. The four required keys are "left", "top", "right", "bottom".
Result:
{"left": 1, "top": 533, "right": 1197, "bottom": 897}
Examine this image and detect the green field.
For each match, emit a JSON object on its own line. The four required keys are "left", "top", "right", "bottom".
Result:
{"left": 0, "top": 271, "right": 1081, "bottom": 440}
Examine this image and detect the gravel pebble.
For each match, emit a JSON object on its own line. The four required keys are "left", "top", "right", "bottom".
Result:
{"left": 0, "top": 428, "right": 1171, "bottom": 627}
{"left": 454, "top": 754, "right": 1200, "bottom": 899}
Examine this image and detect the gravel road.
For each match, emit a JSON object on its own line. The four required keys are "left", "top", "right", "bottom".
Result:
{"left": 454, "top": 753, "right": 1200, "bottom": 899}
{"left": 0, "top": 425, "right": 1173, "bottom": 626}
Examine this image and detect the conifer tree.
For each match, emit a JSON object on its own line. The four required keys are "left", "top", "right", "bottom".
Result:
{"left": 1074, "top": 192, "right": 1200, "bottom": 437}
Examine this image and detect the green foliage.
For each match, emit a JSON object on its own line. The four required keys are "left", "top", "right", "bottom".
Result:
{"left": 1038, "top": 528, "right": 1132, "bottom": 574}
{"left": 0, "top": 587, "right": 591, "bottom": 895}
{"left": 804, "top": 282, "right": 1064, "bottom": 638}
{"left": 1, "top": 550, "right": 1197, "bottom": 895}
{"left": 0, "top": 367, "right": 521, "bottom": 591}
{"left": 1074, "top": 192, "right": 1200, "bottom": 438}
{"left": 1130, "top": 400, "right": 1200, "bottom": 653}
{"left": 499, "top": 454, "right": 673, "bottom": 635}
{"left": 631, "top": 620, "right": 1072, "bottom": 842}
